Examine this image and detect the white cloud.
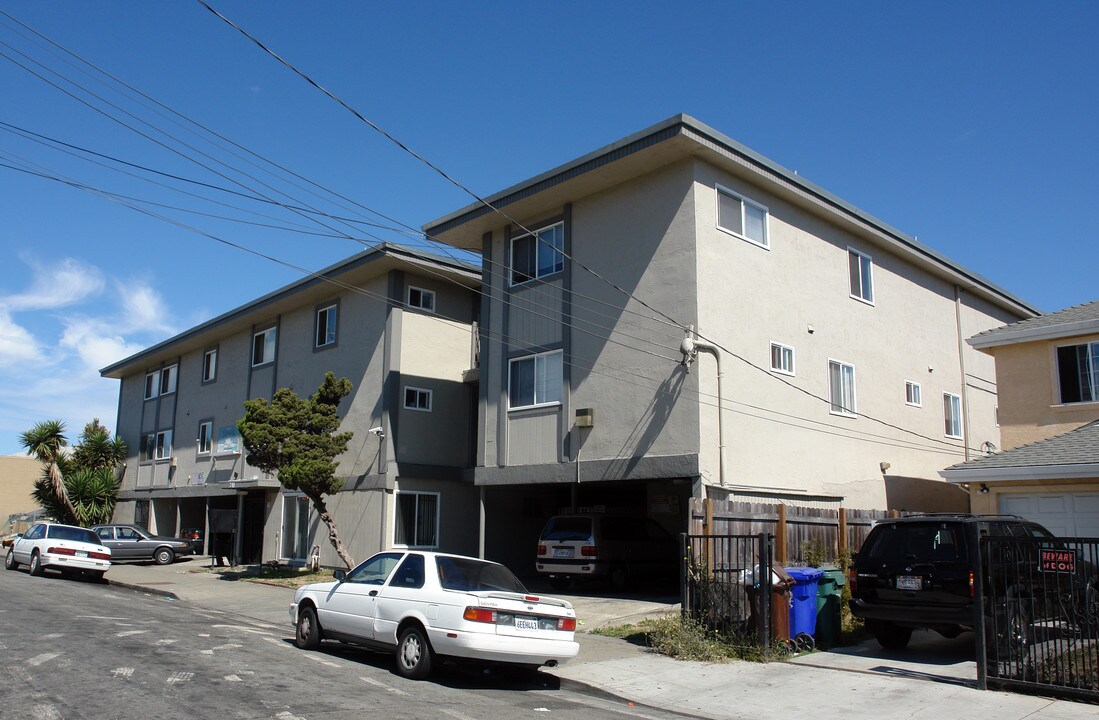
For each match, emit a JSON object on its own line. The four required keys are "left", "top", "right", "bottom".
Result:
{"left": 0, "top": 306, "right": 44, "bottom": 367}
{"left": 116, "top": 281, "right": 175, "bottom": 335}
{"left": 3, "top": 256, "right": 104, "bottom": 311}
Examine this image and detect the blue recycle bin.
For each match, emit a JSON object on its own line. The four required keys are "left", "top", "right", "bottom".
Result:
{"left": 785, "top": 567, "right": 824, "bottom": 639}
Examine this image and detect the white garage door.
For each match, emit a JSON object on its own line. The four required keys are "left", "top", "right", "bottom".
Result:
{"left": 999, "top": 492, "right": 1099, "bottom": 537}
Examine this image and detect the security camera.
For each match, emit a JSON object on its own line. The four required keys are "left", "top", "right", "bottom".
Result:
{"left": 368, "top": 427, "right": 384, "bottom": 436}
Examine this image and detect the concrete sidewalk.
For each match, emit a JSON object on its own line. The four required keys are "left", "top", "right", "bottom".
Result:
{"left": 104, "top": 559, "right": 1098, "bottom": 720}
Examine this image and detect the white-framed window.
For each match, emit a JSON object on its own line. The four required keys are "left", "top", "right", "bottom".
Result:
{"left": 407, "top": 286, "right": 436, "bottom": 313}
{"left": 281, "top": 494, "right": 310, "bottom": 561}
{"left": 395, "top": 491, "right": 438, "bottom": 549}
{"left": 197, "top": 420, "right": 212, "bottom": 455}
{"left": 828, "top": 360, "right": 857, "bottom": 417}
{"left": 848, "top": 247, "right": 874, "bottom": 304}
{"left": 159, "top": 364, "right": 178, "bottom": 395}
{"left": 508, "top": 349, "right": 563, "bottom": 410}
{"left": 943, "top": 392, "right": 963, "bottom": 439}
{"left": 155, "top": 429, "right": 173, "bottom": 460}
{"left": 403, "top": 386, "right": 432, "bottom": 412}
{"left": 315, "top": 303, "right": 337, "bottom": 349}
{"left": 1056, "top": 341, "right": 1099, "bottom": 404}
{"left": 905, "top": 381, "right": 922, "bottom": 407}
{"left": 202, "top": 348, "right": 218, "bottom": 383}
{"left": 252, "top": 327, "right": 276, "bottom": 366}
{"left": 717, "top": 185, "right": 768, "bottom": 248}
{"left": 511, "top": 222, "right": 564, "bottom": 285}
{"left": 769, "top": 342, "right": 795, "bottom": 376}
{"left": 144, "top": 370, "right": 160, "bottom": 400}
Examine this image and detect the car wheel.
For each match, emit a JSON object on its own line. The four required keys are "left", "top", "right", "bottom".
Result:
{"left": 154, "top": 547, "right": 175, "bottom": 565}
{"left": 395, "top": 625, "right": 434, "bottom": 680}
{"left": 4, "top": 549, "right": 16, "bottom": 570}
{"left": 999, "top": 599, "right": 1030, "bottom": 658}
{"left": 29, "top": 551, "right": 43, "bottom": 577}
{"left": 873, "top": 622, "right": 912, "bottom": 650}
{"left": 295, "top": 606, "right": 322, "bottom": 650}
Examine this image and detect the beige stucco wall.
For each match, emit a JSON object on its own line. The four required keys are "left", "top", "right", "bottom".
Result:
{"left": 987, "top": 333, "right": 1099, "bottom": 449}
{"left": 0, "top": 454, "right": 39, "bottom": 531}
{"left": 692, "top": 159, "right": 1021, "bottom": 510}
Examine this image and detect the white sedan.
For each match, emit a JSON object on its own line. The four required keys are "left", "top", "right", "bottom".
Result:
{"left": 5, "top": 522, "right": 112, "bottom": 579}
{"left": 289, "top": 551, "right": 579, "bottom": 679}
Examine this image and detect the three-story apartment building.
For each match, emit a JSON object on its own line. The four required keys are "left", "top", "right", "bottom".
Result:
{"left": 101, "top": 245, "right": 481, "bottom": 566}
{"left": 424, "top": 114, "right": 1038, "bottom": 570}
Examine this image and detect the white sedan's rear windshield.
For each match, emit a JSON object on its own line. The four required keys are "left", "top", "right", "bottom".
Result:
{"left": 47, "top": 526, "right": 100, "bottom": 544}
{"left": 437, "top": 557, "right": 526, "bottom": 593}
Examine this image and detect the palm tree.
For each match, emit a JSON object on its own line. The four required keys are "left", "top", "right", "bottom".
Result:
{"left": 20, "top": 420, "right": 79, "bottom": 524}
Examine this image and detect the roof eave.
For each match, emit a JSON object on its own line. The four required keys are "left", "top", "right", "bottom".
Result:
{"left": 969, "top": 318, "right": 1099, "bottom": 350}
{"left": 940, "top": 463, "right": 1099, "bottom": 482}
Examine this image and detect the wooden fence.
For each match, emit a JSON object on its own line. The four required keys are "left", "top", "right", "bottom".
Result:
{"left": 688, "top": 498, "right": 894, "bottom": 564}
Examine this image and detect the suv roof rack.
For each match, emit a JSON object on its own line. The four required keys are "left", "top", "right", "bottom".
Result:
{"left": 894, "top": 512, "right": 1028, "bottom": 520}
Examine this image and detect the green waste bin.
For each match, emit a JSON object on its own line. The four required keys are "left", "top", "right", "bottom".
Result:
{"left": 815, "top": 566, "right": 846, "bottom": 648}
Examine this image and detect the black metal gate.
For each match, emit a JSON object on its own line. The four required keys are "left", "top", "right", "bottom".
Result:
{"left": 681, "top": 533, "right": 774, "bottom": 648}
{"left": 977, "top": 534, "right": 1099, "bottom": 702}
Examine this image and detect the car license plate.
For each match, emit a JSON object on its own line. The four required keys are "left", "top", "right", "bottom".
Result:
{"left": 553, "top": 547, "right": 573, "bottom": 558}
{"left": 896, "top": 575, "right": 922, "bottom": 591}
{"left": 75, "top": 551, "right": 88, "bottom": 558}
{"left": 515, "top": 616, "right": 539, "bottom": 631}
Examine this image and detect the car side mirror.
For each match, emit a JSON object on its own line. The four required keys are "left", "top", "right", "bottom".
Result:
{"left": 333, "top": 569, "right": 346, "bottom": 582}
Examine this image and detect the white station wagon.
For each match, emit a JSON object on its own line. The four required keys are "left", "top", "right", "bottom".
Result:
{"left": 289, "top": 551, "right": 579, "bottom": 679}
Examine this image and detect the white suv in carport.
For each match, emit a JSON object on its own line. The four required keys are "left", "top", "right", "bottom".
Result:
{"left": 535, "top": 513, "right": 677, "bottom": 591}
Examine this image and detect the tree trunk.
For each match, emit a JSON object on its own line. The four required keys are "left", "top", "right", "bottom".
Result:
{"left": 49, "top": 461, "right": 80, "bottom": 526}
{"left": 306, "top": 492, "right": 356, "bottom": 570}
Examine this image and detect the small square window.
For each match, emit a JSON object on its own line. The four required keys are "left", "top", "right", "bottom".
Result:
{"left": 905, "top": 381, "right": 922, "bottom": 407}
{"left": 717, "top": 186, "right": 768, "bottom": 248}
{"left": 407, "top": 287, "right": 436, "bottom": 313}
{"left": 511, "top": 223, "right": 564, "bottom": 285}
{"left": 770, "top": 342, "right": 795, "bottom": 376}
{"left": 253, "top": 327, "right": 276, "bottom": 366}
{"left": 1056, "top": 341, "right": 1099, "bottom": 404}
{"left": 202, "top": 349, "right": 218, "bottom": 383}
{"left": 403, "top": 387, "right": 432, "bottom": 412}
{"left": 848, "top": 247, "right": 874, "bottom": 304}
{"left": 315, "top": 304, "right": 337, "bottom": 349}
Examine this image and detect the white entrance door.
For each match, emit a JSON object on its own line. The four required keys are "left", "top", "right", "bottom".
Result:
{"left": 999, "top": 492, "right": 1099, "bottom": 536}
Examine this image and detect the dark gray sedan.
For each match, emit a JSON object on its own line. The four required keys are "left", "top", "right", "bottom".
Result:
{"left": 90, "top": 524, "right": 194, "bottom": 565}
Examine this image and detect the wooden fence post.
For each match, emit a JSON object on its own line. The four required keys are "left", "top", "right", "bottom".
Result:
{"left": 703, "top": 497, "right": 713, "bottom": 576}
{"left": 838, "top": 507, "right": 848, "bottom": 559}
{"left": 776, "top": 503, "right": 787, "bottom": 566}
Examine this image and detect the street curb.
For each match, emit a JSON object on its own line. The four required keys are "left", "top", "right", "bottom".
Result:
{"left": 106, "top": 579, "right": 179, "bottom": 601}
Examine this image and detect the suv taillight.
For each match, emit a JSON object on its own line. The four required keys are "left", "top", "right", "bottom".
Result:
{"left": 581, "top": 545, "right": 597, "bottom": 558}
{"left": 536, "top": 545, "right": 546, "bottom": 556}
{"left": 968, "top": 571, "right": 974, "bottom": 599}
{"left": 848, "top": 567, "right": 857, "bottom": 595}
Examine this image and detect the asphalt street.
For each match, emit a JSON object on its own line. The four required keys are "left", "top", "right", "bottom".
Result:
{"left": 0, "top": 565, "right": 696, "bottom": 720}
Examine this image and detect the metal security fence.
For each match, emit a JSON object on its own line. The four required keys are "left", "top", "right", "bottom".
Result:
{"left": 978, "top": 535, "right": 1099, "bottom": 702}
{"left": 681, "top": 533, "right": 774, "bottom": 647}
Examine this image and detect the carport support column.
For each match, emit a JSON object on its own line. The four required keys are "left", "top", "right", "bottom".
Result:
{"left": 478, "top": 486, "right": 486, "bottom": 560}
{"left": 233, "top": 491, "right": 244, "bottom": 566}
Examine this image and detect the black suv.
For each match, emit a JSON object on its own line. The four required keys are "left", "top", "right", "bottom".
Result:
{"left": 848, "top": 514, "right": 1063, "bottom": 650}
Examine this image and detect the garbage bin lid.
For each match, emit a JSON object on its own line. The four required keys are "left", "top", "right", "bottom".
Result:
{"left": 784, "top": 567, "right": 824, "bottom": 583}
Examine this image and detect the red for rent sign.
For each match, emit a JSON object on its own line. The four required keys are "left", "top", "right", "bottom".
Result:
{"left": 1038, "top": 548, "right": 1077, "bottom": 573}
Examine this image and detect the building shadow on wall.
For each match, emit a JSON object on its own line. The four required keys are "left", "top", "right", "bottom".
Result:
{"left": 599, "top": 367, "right": 687, "bottom": 481}
{"left": 884, "top": 476, "right": 970, "bottom": 513}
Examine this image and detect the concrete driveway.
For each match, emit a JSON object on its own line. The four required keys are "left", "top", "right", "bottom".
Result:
{"left": 789, "top": 630, "right": 977, "bottom": 686}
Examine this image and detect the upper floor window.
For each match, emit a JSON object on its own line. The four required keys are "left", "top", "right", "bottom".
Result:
{"left": 144, "top": 365, "right": 177, "bottom": 399}
{"left": 197, "top": 420, "right": 212, "bottom": 455}
{"left": 511, "top": 222, "right": 564, "bottom": 285}
{"left": 770, "top": 342, "right": 795, "bottom": 376}
{"left": 828, "top": 359, "right": 856, "bottom": 417}
{"left": 143, "top": 429, "right": 173, "bottom": 462}
{"left": 403, "top": 386, "right": 432, "bottom": 412}
{"left": 943, "top": 392, "right": 963, "bottom": 439}
{"left": 848, "top": 247, "right": 874, "bottom": 304}
{"left": 508, "top": 349, "right": 563, "bottom": 410}
{"left": 717, "top": 186, "right": 768, "bottom": 248}
{"left": 407, "top": 286, "right": 436, "bottom": 313}
{"left": 905, "top": 380, "right": 922, "bottom": 407}
{"left": 315, "top": 304, "right": 337, "bottom": 349}
{"left": 202, "top": 348, "right": 218, "bottom": 383}
{"left": 252, "top": 327, "right": 276, "bottom": 366}
{"left": 1056, "top": 341, "right": 1099, "bottom": 404}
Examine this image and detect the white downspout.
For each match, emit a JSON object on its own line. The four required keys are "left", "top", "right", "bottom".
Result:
{"left": 680, "top": 332, "right": 726, "bottom": 488}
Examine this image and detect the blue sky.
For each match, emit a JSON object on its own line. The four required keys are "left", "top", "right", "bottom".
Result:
{"left": 1, "top": 1, "right": 1096, "bottom": 456}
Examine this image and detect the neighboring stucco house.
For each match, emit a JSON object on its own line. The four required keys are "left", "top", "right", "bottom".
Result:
{"left": 942, "top": 299, "right": 1099, "bottom": 536}
{"left": 101, "top": 245, "right": 481, "bottom": 566}
{"left": 1, "top": 454, "right": 40, "bottom": 533}
{"left": 423, "top": 114, "right": 1038, "bottom": 571}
